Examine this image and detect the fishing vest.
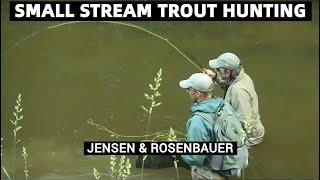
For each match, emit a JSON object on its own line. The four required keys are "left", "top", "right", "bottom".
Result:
{"left": 192, "top": 99, "right": 248, "bottom": 175}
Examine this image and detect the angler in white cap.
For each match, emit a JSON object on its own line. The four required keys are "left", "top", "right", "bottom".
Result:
{"left": 179, "top": 73, "right": 215, "bottom": 103}
{"left": 179, "top": 73, "right": 249, "bottom": 179}
{"left": 204, "top": 52, "right": 265, "bottom": 146}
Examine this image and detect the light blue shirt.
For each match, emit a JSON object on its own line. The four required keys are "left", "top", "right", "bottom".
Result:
{"left": 181, "top": 97, "right": 223, "bottom": 166}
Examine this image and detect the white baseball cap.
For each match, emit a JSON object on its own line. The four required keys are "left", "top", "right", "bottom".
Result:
{"left": 179, "top": 73, "right": 214, "bottom": 92}
{"left": 209, "top": 52, "right": 241, "bottom": 69}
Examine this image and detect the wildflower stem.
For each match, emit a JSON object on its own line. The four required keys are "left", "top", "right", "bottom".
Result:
{"left": 12, "top": 135, "right": 16, "bottom": 180}
{"left": 174, "top": 157, "right": 180, "bottom": 180}
{"left": 145, "top": 113, "right": 152, "bottom": 139}
{"left": 242, "top": 168, "right": 245, "bottom": 180}
{"left": 93, "top": 168, "right": 101, "bottom": 180}
{"left": 22, "top": 146, "right": 29, "bottom": 180}
{"left": 2, "top": 166, "right": 12, "bottom": 180}
{"left": 11, "top": 93, "right": 23, "bottom": 180}
{"left": 140, "top": 155, "right": 147, "bottom": 180}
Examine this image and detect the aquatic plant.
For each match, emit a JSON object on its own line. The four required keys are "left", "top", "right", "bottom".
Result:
{"left": 118, "top": 155, "right": 131, "bottom": 179}
{"left": 21, "top": 146, "right": 29, "bottom": 180}
{"left": 93, "top": 168, "right": 101, "bottom": 180}
{"left": 141, "top": 68, "right": 163, "bottom": 136}
{"left": 1, "top": 137, "right": 12, "bottom": 180}
{"left": 167, "top": 127, "right": 177, "bottom": 142}
{"left": 10, "top": 93, "right": 24, "bottom": 180}
{"left": 109, "top": 155, "right": 131, "bottom": 180}
{"left": 139, "top": 155, "right": 148, "bottom": 180}
{"left": 1, "top": 93, "right": 29, "bottom": 180}
{"left": 93, "top": 155, "right": 132, "bottom": 180}
{"left": 234, "top": 112, "right": 253, "bottom": 179}
{"left": 110, "top": 155, "right": 117, "bottom": 179}
{"left": 138, "top": 68, "right": 164, "bottom": 180}
{"left": 243, "top": 112, "right": 253, "bottom": 143}
{"left": 1, "top": 138, "right": 3, "bottom": 159}
{"left": 242, "top": 168, "right": 245, "bottom": 180}
{"left": 2, "top": 166, "right": 12, "bottom": 180}
{"left": 168, "top": 127, "right": 180, "bottom": 180}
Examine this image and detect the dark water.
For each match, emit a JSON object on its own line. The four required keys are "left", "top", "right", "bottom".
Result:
{"left": 1, "top": 1, "right": 319, "bottom": 180}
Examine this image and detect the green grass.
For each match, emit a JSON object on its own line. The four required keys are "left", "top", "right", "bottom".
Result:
{"left": 1, "top": 93, "right": 30, "bottom": 180}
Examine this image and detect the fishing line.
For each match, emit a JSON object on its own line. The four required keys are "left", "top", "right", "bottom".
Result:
{"left": 2, "top": 21, "right": 204, "bottom": 72}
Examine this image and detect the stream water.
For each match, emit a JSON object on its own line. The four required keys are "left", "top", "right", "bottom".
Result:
{"left": 1, "top": 1, "right": 319, "bottom": 179}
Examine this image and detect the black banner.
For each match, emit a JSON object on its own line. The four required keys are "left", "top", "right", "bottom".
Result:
{"left": 10, "top": 1, "right": 312, "bottom": 21}
{"left": 83, "top": 141, "right": 237, "bottom": 155}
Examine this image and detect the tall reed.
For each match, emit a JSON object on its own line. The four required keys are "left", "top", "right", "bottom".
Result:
{"left": 141, "top": 68, "right": 163, "bottom": 136}
{"left": 1, "top": 137, "right": 12, "bottom": 180}
{"left": 168, "top": 127, "right": 179, "bottom": 180}
{"left": 140, "top": 68, "right": 163, "bottom": 180}
{"left": 109, "top": 155, "right": 131, "bottom": 180}
{"left": 22, "top": 146, "right": 29, "bottom": 180}
{"left": 93, "top": 168, "right": 101, "bottom": 180}
{"left": 10, "top": 93, "right": 24, "bottom": 180}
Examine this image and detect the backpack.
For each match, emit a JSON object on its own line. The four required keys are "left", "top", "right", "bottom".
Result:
{"left": 192, "top": 99, "right": 248, "bottom": 176}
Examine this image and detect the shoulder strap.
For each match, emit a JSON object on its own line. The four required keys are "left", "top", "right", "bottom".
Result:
{"left": 192, "top": 111, "right": 215, "bottom": 125}
{"left": 191, "top": 99, "right": 225, "bottom": 120}
{"left": 215, "top": 99, "right": 225, "bottom": 115}
{"left": 190, "top": 98, "right": 226, "bottom": 128}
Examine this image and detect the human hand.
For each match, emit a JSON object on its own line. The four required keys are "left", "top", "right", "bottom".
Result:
{"left": 203, "top": 68, "right": 216, "bottom": 78}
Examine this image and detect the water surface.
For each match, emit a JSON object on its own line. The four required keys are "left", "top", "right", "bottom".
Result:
{"left": 1, "top": 1, "right": 319, "bottom": 179}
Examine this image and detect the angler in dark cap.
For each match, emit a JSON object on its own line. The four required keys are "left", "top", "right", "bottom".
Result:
{"left": 204, "top": 52, "right": 265, "bottom": 146}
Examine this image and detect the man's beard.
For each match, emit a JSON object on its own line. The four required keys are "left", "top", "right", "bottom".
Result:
{"left": 216, "top": 75, "right": 229, "bottom": 91}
